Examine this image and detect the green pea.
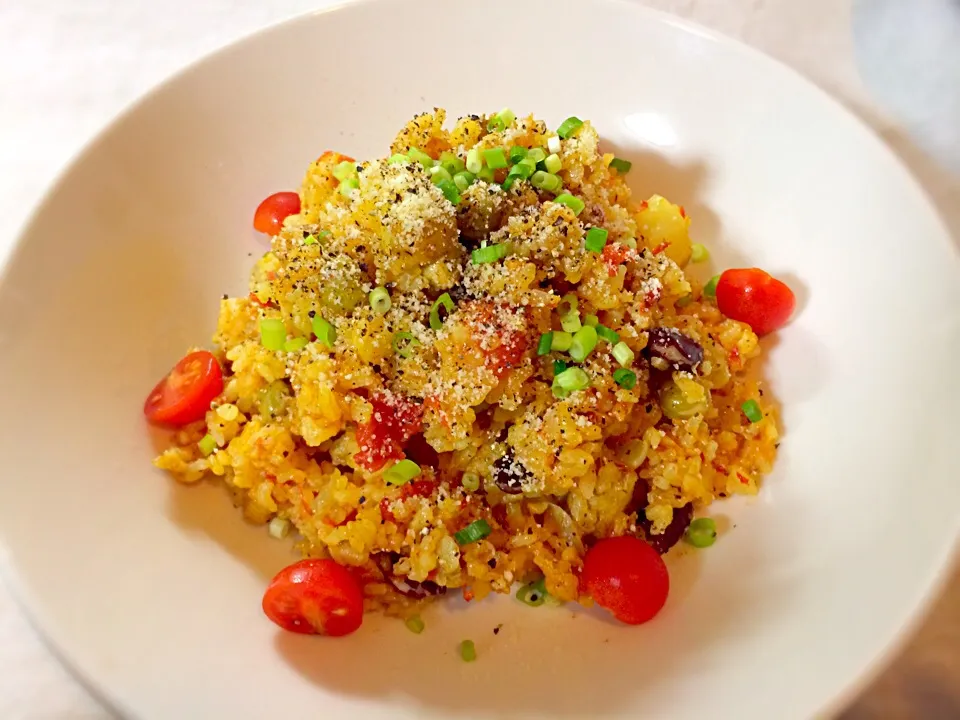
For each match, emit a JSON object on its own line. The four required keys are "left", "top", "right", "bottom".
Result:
{"left": 685, "top": 518, "right": 717, "bottom": 548}
{"left": 659, "top": 380, "right": 708, "bottom": 420}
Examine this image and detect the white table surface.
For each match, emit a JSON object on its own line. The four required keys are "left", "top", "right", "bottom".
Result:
{"left": 1, "top": 0, "right": 958, "bottom": 717}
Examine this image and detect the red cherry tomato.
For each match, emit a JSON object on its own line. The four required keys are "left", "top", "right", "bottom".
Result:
{"left": 143, "top": 350, "right": 223, "bottom": 426}
{"left": 715, "top": 268, "right": 796, "bottom": 336}
{"left": 581, "top": 536, "right": 669, "bottom": 625}
{"left": 262, "top": 559, "right": 364, "bottom": 637}
{"left": 253, "top": 191, "right": 301, "bottom": 235}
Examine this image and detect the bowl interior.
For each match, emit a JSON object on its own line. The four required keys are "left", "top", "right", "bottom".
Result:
{"left": 0, "top": 0, "right": 958, "bottom": 718}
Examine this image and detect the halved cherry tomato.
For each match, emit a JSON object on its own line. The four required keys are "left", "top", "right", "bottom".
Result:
{"left": 262, "top": 559, "right": 364, "bottom": 637}
{"left": 715, "top": 268, "right": 796, "bottom": 336}
{"left": 143, "top": 350, "right": 223, "bottom": 426}
{"left": 253, "top": 191, "right": 301, "bottom": 235}
{"left": 580, "top": 536, "right": 669, "bottom": 625}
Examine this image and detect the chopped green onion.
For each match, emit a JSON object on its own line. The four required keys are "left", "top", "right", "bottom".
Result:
{"left": 198, "top": 434, "right": 217, "bottom": 456}
{"left": 260, "top": 318, "right": 286, "bottom": 351}
{"left": 317, "top": 229, "right": 331, "bottom": 241}
{"left": 510, "top": 158, "right": 536, "bottom": 179}
{"left": 569, "top": 325, "right": 598, "bottom": 363}
{"left": 558, "top": 292, "right": 578, "bottom": 316}
{"left": 584, "top": 314, "right": 599, "bottom": 327}
{"left": 435, "top": 178, "right": 461, "bottom": 205}
{"left": 622, "top": 237, "right": 637, "bottom": 249}
{"left": 527, "top": 148, "right": 547, "bottom": 164}
{"left": 554, "top": 193, "right": 585, "bottom": 215}
{"left": 471, "top": 243, "right": 508, "bottom": 264}
{"left": 303, "top": 234, "right": 318, "bottom": 245}
{"left": 429, "top": 165, "right": 453, "bottom": 184}
{"left": 439, "top": 152, "right": 465, "bottom": 175}
{"left": 369, "top": 286, "right": 391, "bottom": 314}
{"left": 530, "top": 171, "right": 561, "bottom": 192}
{"left": 516, "top": 578, "right": 547, "bottom": 607}
{"left": 459, "top": 639, "right": 477, "bottom": 662}
{"left": 483, "top": 148, "right": 508, "bottom": 170}
{"left": 465, "top": 148, "right": 483, "bottom": 174}
{"left": 676, "top": 294, "right": 693, "bottom": 308}
{"left": 268, "top": 517, "right": 290, "bottom": 539}
{"left": 560, "top": 313, "right": 581, "bottom": 334}
{"left": 407, "top": 147, "right": 434, "bottom": 168}
{"left": 553, "top": 359, "right": 568, "bottom": 376}
{"left": 487, "top": 108, "right": 515, "bottom": 132}
{"left": 284, "top": 336, "right": 309, "bottom": 353}
{"left": 537, "top": 332, "right": 553, "bottom": 356}
{"left": 333, "top": 160, "right": 357, "bottom": 180}
{"left": 312, "top": 315, "right": 336, "bottom": 348}
{"left": 691, "top": 243, "right": 709, "bottom": 263}
{"left": 685, "top": 518, "right": 717, "bottom": 548}
{"left": 384, "top": 459, "right": 421, "bottom": 486}
{"left": 462, "top": 472, "right": 480, "bottom": 492}
{"left": 596, "top": 325, "right": 620, "bottom": 344}
{"left": 454, "top": 519, "right": 492, "bottom": 545}
{"left": 498, "top": 108, "right": 516, "bottom": 126}
{"left": 552, "top": 367, "right": 590, "bottom": 398}
{"left": 612, "top": 341, "right": 634, "bottom": 367}
{"left": 544, "top": 153, "right": 562, "bottom": 174}
{"left": 509, "top": 146, "right": 528, "bottom": 164}
{"left": 547, "top": 135, "right": 562, "bottom": 154}
{"left": 584, "top": 227, "right": 609, "bottom": 253}
{"left": 392, "top": 331, "right": 420, "bottom": 358}
{"left": 338, "top": 177, "right": 359, "bottom": 197}
{"left": 387, "top": 153, "right": 408, "bottom": 164}
{"left": 741, "top": 399, "right": 763, "bottom": 423}
{"left": 453, "top": 171, "right": 475, "bottom": 192}
{"left": 704, "top": 275, "right": 720, "bottom": 298}
{"left": 613, "top": 368, "right": 637, "bottom": 389}
{"left": 556, "top": 116, "right": 584, "bottom": 139}
{"left": 430, "top": 292, "right": 455, "bottom": 330}
{"left": 609, "top": 157, "right": 632, "bottom": 174}
{"left": 551, "top": 331, "right": 573, "bottom": 352}
{"left": 477, "top": 166, "right": 495, "bottom": 183}
{"left": 405, "top": 615, "right": 426, "bottom": 634}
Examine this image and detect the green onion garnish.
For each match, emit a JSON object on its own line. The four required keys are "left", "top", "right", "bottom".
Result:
{"left": 338, "top": 177, "right": 359, "bottom": 197}
{"left": 405, "top": 615, "right": 426, "bottom": 634}
{"left": 454, "top": 519, "right": 492, "bottom": 545}
{"left": 547, "top": 135, "right": 562, "bottom": 154}
{"left": 453, "top": 171, "right": 475, "bottom": 192}
{"left": 387, "top": 153, "right": 408, "bottom": 164}
{"left": 332, "top": 160, "right": 357, "bottom": 180}
{"left": 435, "top": 178, "right": 461, "bottom": 205}
{"left": 430, "top": 292, "right": 455, "bottom": 330}
{"left": 509, "top": 146, "right": 528, "bottom": 164}
{"left": 392, "top": 331, "right": 420, "bottom": 358}
{"left": 552, "top": 367, "right": 590, "bottom": 398}
{"left": 477, "top": 166, "right": 495, "bottom": 183}
{"left": 704, "top": 275, "right": 720, "bottom": 298}
{"left": 622, "top": 237, "right": 637, "bottom": 249}
{"left": 584, "top": 314, "right": 599, "bottom": 327}
{"left": 459, "top": 639, "right": 477, "bottom": 662}
{"left": 685, "top": 518, "right": 718, "bottom": 548}
{"left": 596, "top": 325, "right": 620, "bottom": 344}
{"left": 384, "top": 459, "right": 421, "bottom": 486}
{"left": 487, "top": 108, "right": 515, "bottom": 132}
{"left": 676, "top": 295, "right": 693, "bottom": 308}
{"left": 516, "top": 578, "right": 547, "bottom": 607}
{"left": 283, "top": 336, "right": 309, "bottom": 353}
{"left": 198, "top": 434, "right": 217, "bottom": 456}
{"left": 551, "top": 331, "right": 573, "bottom": 352}
{"left": 537, "top": 332, "right": 553, "bottom": 356}
{"left": 527, "top": 147, "right": 546, "bottom": 164}
{"left": 613, "top": 368, "right": 637, "bottom": 389}
{"left": 407, "top": 147, "right": 434, "bottom": 168}
{"left": 511, "top": 158, "right": 536, "bottom": 179}
{"left": 303, "top": 234, "right": 318, "bottom": 245}
{"left": 556, "top": 116, "right": 584, "bottom": 139}
{"left": 260, "top": 318, "right": 286, "bottom": 351}
{"left": 312, "top": 316, "right": 336, "bottom": 348}
{"left": 369, "top": 286, "right": 391, "bottom": 314}
{"left": 612, "top": 341, "right": 634, "bottom": 367}
{"left": 439, "top": 152, "right": 465, "bottom": 175}
{"left": 609, "top": 157, "right": 632, "bottom": 174}
{"left": 471, "top": 243, "right": 508, "bottom": 264}
{"left": 741, "top": 399, "right": 763, "bottom": 423}
{"left": 553, "top": 359, "right": 568, "bottom": 376}
{"left": 466, "top": 148, "right": 483, "bottom": 174}
{"left": 317, "top": 229, "right": 331, "bottom": 240}
{"left": 429, "top": 165, "right": 453, "bottom": 185}
{"left": 530, "top": 171, "right": 561, "bottom": 192}
{"left": 569, "top": 325, "right": 598, "bottom": 363}
{"left": 554, "top": 193, "right": 585, "bottom": 215}
{"left": 462, "top": 472, "right": 480, "bottom": 492}
{"left": 584, "top": 227, "right": 609, "bottom": 253}
{"left": 691, "top": 243, "right": 709, "bottom": 263}
{"left": 544, "top": 153, "right": 562, "bottom": 174}
{"left": 483, "top": 148, "right": 508, "bottom": 170}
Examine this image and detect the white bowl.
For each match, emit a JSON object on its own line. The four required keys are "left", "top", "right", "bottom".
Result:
{"left": 1, "top": 0, "right": 958, "bottom": 717}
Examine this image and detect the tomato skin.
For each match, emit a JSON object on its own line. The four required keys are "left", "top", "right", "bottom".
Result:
{"left": 262, "top": 559, "right": 364, "bottom": 637}
{"left": 143, "top": 351, "right": 223, "bottom": 426}
{"left": 354, "top": 393, "right": 423, "bottom": 472}
{"left": 253, "top": 191, "right": 301, "bottom": 235}
{"left": 715, "top": 268, "right": 795, "bottom": 336}
{"left": 581, "top": 536, "right": 669, "bottom": 625}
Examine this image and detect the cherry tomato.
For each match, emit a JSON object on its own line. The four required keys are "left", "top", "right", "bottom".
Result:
{"left": 580, "top": 536, "right": 669, "bottom": 625}
{"left": 715, "top": 268, "right": 796, "bottom": 336}
{"left": 144, "top": 350, "right": 223, "bottom": 426}
{"left": 262, "top": 559, "right": 364, "bottom": 636}
{"left": 253, "top": 191, "right": 301, "bottom": 235}
{"left": 354, "top": 393, "right": 423, "bottom": 472}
